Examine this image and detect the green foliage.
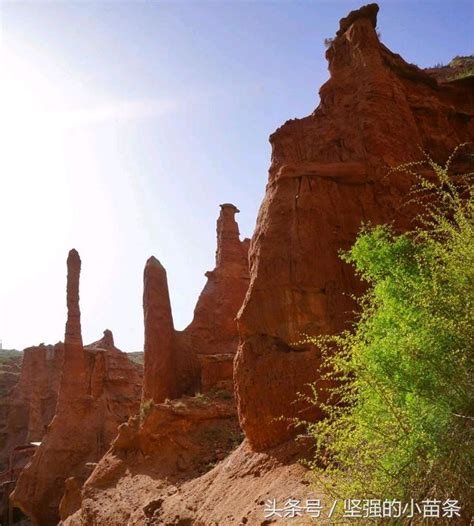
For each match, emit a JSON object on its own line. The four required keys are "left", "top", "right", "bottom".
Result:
{"left": 303, "top": 148, "right": 473, "bottom": 519}
{"left": 447, "top": 68, "right": 474, "bottom": 81}
{"left": 0, "top": 349, "right": 22, "bottom": 365}
{"left": 449, "top": 54, "right": 474, "bottom": 67}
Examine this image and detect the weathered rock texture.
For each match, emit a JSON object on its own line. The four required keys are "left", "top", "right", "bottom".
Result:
{"left": 142, "top": 257, "right": 177, "bottom": 402}
{"left": 0, "top": 352, "right": 23, "bottom": 469}
{"left": 0, "top": 342, "right": 64, "bottom": 524}
{"left": 234, "top": 2, "right": 474, "bottom": 452}
{"left": 143, "top": 204, "right": 250, "bottom": 403}
{"left": 63, "top": 393, "right": 241, "bottom": 526}
{"left": 11, "top": 251, "right": 143, "bottom": 526}
{"left": 0, "top": 344, "right": 63, "bottom": 469}
{"left": 11, "top": 4, "right": 474, "bottom": 525}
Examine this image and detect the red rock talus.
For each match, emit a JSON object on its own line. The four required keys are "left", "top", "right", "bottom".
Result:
{"left": 143, "top": 204, "right": 249, "bottom": 403}
{"left": 11, "top": 251, "right": 142, "bottom": 526}
{"left": 234, "top": 3, "right": 474, "bottom": 451}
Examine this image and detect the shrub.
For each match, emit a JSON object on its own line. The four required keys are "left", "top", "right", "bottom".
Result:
{"left": 140, "top": 398, "right": 154, "bottom": 421}
{"left": 302, "top": 147, "right": 473, "bottom": 521}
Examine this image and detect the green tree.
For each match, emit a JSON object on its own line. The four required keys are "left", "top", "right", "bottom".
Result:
{"left": 303, "top": 148, "right": 473, "bottom": 522}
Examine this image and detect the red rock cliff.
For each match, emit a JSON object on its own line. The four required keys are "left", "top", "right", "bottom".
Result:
{"left": 11, "top": 251, "right": 142, "bottom": 526}
{"left": 234, "top": 3, "right": 474, "bottom": 451}
{"left": 0, "top": 344, "right": 63, "bottom": 469}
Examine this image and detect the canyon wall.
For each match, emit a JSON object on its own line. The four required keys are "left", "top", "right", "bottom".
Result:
{"left": 11, "top": 251, "right": 143, "bottom": 526}
{"left": 143, "top": 203, "right": 250, "bottom": 403}
{"left": 0, "top": 343, "right": 63, "bottom": 482}
{"left": 234, "top": 3, "right": 474, "bottom": 452}
{"left": 0, "top": 345, "right": 63, "bottom": 523}
{"left": 0, "top": 352, "right": 23, "bottom": 472}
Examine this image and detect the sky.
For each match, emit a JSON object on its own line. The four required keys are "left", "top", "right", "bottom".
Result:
{"left": 0, "top": 0, "right": 472, "bottom": 352}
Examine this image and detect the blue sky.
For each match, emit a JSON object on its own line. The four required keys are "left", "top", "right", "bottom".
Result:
{"left": 0, "top": 0, "right": 472, "bottom": 351}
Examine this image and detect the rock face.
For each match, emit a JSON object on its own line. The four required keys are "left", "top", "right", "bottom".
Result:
{"left": 142, "top": 257, "right": 177, "bottom": 403}
{"left": 234, "top": 3, "right": 474, "bottom": 451}
{"left": 0, "top": 346, "right": 63, "bottom": 523}
{"left": 0, "top": 343, "right": 63, "bottom": 474}
{"left": 0, "top": 352, "right": 23, "bottom": 469}
{"left": 11, "top": 250, "right": 143, "bottom": 526}
{"left": 143, "top": 204, "right": 250, "bottom": 403}
{"left": 64, "top": 393, "right": 241, "bottom": 526}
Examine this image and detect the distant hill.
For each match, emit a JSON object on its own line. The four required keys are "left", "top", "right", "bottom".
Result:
{"left": 0, "top": 349, "right": 22, "bottom": 398}
{"left": 127, "top": 351, "right": 144, "bottom": 366}
{"left": 0, "top": 348, "right": 23, "bottom": 365}
{"left": 426, "top": 54, "right": 474, "bottom": 82}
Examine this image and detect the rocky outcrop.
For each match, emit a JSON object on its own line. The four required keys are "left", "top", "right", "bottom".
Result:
{"left": 63, "top": 392, "right": 241, "bottom": 526}
{"left": 143, "top": 257, "right": 177, "bottom": 403}
{"left": 0, "top": 352, "right": 23, "bottom": 469}
{"left": 61, "top": 207, "right": 249, "bottom": 525}
{"left": 0, "top": 345, "right": 63, "bottom": 523}
{"left": 234, "top": 3, "right": 474, "bottom": 451}
{"left": 11, "top": 251, "right": 142, "bottom": 526}
{"left": 143, "top": 204, "right": 249, "bottom": 403}
{"left": 0, "top": 343, "right": 63, "bottom": 478}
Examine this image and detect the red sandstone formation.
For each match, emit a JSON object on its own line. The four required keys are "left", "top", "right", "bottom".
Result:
{"left": 142, "top": 257, "right": 177, "bottom": 402}
{"left": 11, "top": 250, "right": 142, "bottom": 526}
{"left": 64, "top": 393, "right": 240, "bottom": 525}
{"left": 0, "top": 343, "right": 63, "bottom": 476}
{"left": 14, "top": 4, "right": 474, "bottom": 525}
{"left": 0, "top": 353, "right": 23, "bottom": 468}
{"left": 61, "top": 206, "right": 249, "bottom": 525}
{"left": 143, "top": 204, "right": 250, "bottom": 403}
{"left": 0, "top": 345, "right": 63, "bottom": 522}
{"left": 234, "top": 2, "right": 474, "bottom": 451}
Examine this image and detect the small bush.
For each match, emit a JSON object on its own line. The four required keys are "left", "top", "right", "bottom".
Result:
{"left": 140, "top": 398, "right": 154, "bottom": 421}
{"left": 194, "top": 392, "right": 210, "bottom": 403}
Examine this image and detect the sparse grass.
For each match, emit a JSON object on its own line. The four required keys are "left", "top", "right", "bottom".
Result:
{"left": 447, "top": 68, "right": 474, "bottom": 81}
{"left": 194, "top": 392, "right": 210, "bottom": 403}
{"left": 449, "top": 54, "right": 474, "bottom": 67}
{"left": 127, "top": 351, "right": 144, "bottom": 366}
{"left": 211, "top": 389, "right": 233, "bottom": 400}
{"left": 139, "top": 398, "right": 154, "bottom": 421}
